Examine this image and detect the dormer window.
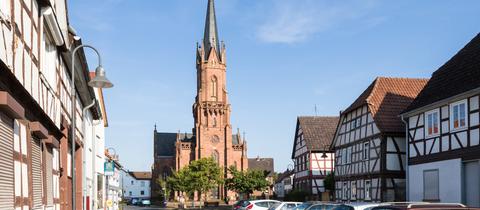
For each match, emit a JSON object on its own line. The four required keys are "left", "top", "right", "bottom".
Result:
{"left": 451, "top": 100, "right": 468, "bottom": 130}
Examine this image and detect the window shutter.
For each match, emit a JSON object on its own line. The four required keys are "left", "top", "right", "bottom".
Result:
{"left": 0, "top": 114, "right": 14, "bottom": 210}
{"left": 31, "top": 137, "right": 43, "bottom": 209}
{"left": 45, "top": 147, "right": 53, "bottom": 206}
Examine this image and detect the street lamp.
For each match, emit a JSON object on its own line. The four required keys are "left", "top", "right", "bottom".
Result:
{"left": 71, "top": 44, "right": 113, "bottom": 210}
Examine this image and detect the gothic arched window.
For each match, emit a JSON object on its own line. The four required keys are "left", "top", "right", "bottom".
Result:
{"left": 211, "top": 76, "right": 218, "bottom": 101}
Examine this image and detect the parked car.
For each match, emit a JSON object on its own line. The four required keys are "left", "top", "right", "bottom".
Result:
{"left": 128, "top": 198, "right": 139, "bottom": 205}
{"left": 268, "top": 202, "right": 302, "bottom": 210}
{"left": 294, "top": 202, "right": 324, "bottom": 210}
{"left": 306, "top": 203, "right": 339, "bottom": 210}
{"left": 234, "top": 200, "right": 250, "bottom": 210}
{"left": 241, "top": 200, "right": 281, "bottom": 210}
{"left": 371, "top": 203, "right": 480, "bottom": 210}
{"left": 333, "top": 203, "right": 389, "bottom": 210}
{"left": 138, "top": 199, "right": 151, "bottom": 207}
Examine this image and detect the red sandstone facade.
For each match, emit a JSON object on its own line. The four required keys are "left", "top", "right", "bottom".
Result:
{"left": 152, "top": 0, "right": 248, "bottom": 201}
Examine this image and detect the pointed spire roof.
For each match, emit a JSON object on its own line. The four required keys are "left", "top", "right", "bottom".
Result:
{"left": 203, "top": 0, "right": 221, "bottom": 59}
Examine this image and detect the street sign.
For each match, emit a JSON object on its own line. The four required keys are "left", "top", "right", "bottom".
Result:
{"left": 104, "top": 161, "right": 114, "bottom": 176}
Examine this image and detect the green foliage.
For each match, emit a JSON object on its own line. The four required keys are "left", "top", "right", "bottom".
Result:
{"left": 225, "top": 166, "right": 269, "bottom": 197}
{"left": 166, "top": 158, "right": 223, "bottom": 206}
{"left": 284, "top": 189, "right": 310, "bottom": 202}
{"left": 323, "top": 172, "right": 335, "bottom": 192}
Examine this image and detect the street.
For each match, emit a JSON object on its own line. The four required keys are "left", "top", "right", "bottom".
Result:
{"left": 122, "top": 205, "right": 232, "bottom": 210}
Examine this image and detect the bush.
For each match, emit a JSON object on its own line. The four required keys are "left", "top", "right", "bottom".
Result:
{"left": 284, "top": 189, "right": 310, "bottom": 202}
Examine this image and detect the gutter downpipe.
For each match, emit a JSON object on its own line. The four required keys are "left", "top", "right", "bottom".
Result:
{"left": 91, "top": 119, "right": 101, "bottom": 210}
{"left": 82, "top": 101, "right": 96, "bottom": 210}
{"left": 400, "top": 115, "right": 409, "bottom": 201}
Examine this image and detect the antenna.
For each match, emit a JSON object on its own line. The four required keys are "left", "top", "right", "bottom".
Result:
{"left": 314, "top": 104, "right": 318, "bottom": 118}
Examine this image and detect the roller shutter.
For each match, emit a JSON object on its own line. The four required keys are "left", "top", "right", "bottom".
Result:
{"left": 31, "top": 137, "right": 43, "bottom": 209}
{"left": 45, "top": 147, "right": 53, "bottom": 206}
{"left": 0, "top": 114, "right": 14, "bottom": 210}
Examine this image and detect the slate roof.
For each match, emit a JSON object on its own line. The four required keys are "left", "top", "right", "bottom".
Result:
{"left": 129, "top": 171, "right": 152, "bottom": 180}
{"left": 404, "top": 33, "right": 480, "bottom": 113}
{"left": 344, "top": 77, "right": 429, "bottom": 133}
{"left": 154, "top": 132, "right": 178, "bottom": 157}
{"left": 297, "top": 116, "right": 339, "bottom": 150}
{"left": 248, "top": 157, "right": 274, "bottom": 177}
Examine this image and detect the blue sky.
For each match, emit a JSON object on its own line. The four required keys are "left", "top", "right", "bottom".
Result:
{"left": 68, "top": 0, "right": 480, "bottom": 172}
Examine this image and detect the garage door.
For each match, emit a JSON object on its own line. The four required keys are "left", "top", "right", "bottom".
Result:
{"left": 464, "top": 161, "right": 480, "bottom": 207}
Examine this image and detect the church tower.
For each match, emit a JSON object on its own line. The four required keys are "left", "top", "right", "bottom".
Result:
{"left": 193, "top": 0, "right": 232, "bottom": 165}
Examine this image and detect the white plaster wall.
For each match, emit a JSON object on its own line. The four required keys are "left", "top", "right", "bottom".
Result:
{"left": 409, "top": 159, "right": 462, "bottom": 203}
{"left": 122, "top": 173, "right": 151, "bottom": 199}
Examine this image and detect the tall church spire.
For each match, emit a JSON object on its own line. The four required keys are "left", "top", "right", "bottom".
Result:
{"left": 203, "top": 0, "right": 221, "bottom": 59}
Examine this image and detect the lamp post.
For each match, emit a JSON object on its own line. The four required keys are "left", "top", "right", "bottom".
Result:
{"left": 71, "top": 44, "right": 113, "bottom": 210}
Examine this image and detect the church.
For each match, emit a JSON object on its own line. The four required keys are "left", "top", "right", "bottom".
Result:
{"left": 152, "top": 0, "right": 248, "bottom": 201}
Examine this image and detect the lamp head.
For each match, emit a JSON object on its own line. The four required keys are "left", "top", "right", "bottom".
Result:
{"left": 89, "top": 66, "right": 113, "bottom": 88}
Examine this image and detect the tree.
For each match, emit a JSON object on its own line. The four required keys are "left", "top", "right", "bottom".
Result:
{"left": 323, "top": 172, "right": 335, "bottom": 200}
{"left": 167, "top": 158, "right": 223, "bottom": 208}
{"left": 225, "top": 166, "right": 269, "bottom": 199}
{"left": 156, "top": 176, "right": 171, "bottom": 202}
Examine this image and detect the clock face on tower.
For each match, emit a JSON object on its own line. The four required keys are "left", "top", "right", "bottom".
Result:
{"left": 211, "top": 135, "right": 220, "bottom": 144}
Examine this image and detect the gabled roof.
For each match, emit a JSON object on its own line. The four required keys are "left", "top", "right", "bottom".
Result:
{"left": 248, "top": 157, "right": 274, "bottom": 177}
{"left": 403, "top": 33, "right": 480, "bottom": 114}
{"left": 294, "top": 116, "right": 339, "bottom": 154}
{"left": 275, "top": 169, "right": 294, "bottom": 184}
{"left": 129, "top": 171, "right": 152, "bottom": 180}
{"left": 344, "top": 77, "right": 428, "bottom": 133}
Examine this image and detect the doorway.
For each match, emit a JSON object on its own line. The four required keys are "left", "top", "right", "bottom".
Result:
{"left": 463, "top": 161, "right": 480, "bottom": 207}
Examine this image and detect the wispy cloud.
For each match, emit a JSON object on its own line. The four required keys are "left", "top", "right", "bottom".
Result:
{"left": 256, "top": 0, "right": 382, "bottom": 44}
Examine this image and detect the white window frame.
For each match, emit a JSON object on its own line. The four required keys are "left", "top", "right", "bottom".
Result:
{"left": 364, "top": 142, "right": 370, "bottom": 160}
{"left": 351, "top": 182, "right": 357, "bottom": 200}
{"left": 425, "top": 109, "right": 440, "bottom": 138}
{"left": 450, "top": 99, "right": 468, "bottom": 131}
{"left": 365, "top": 180, "right": 371, "bottom": 200}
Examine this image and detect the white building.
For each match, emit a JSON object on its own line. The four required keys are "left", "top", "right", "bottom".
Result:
{"left": 83, "top": 82, "right": 109, "bottom": 210}
{"left": 401, "top": 33, "right": 480, "bottom": 207}
{"left": 122, "top": 171, "right": 152, "bottom": 200}
{"left": 105, "top": 153, "right": 123, "bottom": 210}
{"left": 274, "top": 170, "right": 294, "bottom": 199}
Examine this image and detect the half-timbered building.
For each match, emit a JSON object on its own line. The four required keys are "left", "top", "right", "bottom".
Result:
{"left": 401, "top": 33, "right": 480, "bottom": 207}
{"left": 331, "top": 77, "right": 428, "bottom": 202}
{"left": 0, "top": 1, "right": 105, "bottom": 210}
{"left": 291, "top": 116, "right": 339, "bottom": 201}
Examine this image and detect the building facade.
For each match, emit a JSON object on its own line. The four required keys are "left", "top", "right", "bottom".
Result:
{"left": 152, "top": 0, "right": 248, "bottom": 201}
{"left": 331, "top": 77, "right": 428, "bottom": 202}
{"left": 248, "top": 157, "right": 275, "bottom": 199}
{"left": 402, "top": 34, "right": 480, "bottom": 207}
{"left": 0, "top": 0, "right": 104, "bottom": 210}
{"left": 291, "top": 116, "right": 338, "bottom": 201}
{"left": 122, "top": 171, "right": 152, "bottom": 201}
{"left": 274, "top": 170, "right": 294, "bottom": 199}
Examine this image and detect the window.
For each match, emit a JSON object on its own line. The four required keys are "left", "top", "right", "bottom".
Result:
{"left": 451, "top": 100, "right": 468, "bottom": 130}
{"left": 351, "top": 182, "right": 357, "bottom": 200}
{"left": 141, "top": 181, "right": 145, "bottom": 187}
{"left": 343, "top": 182, "right": 348, "bottom": 200}
{"left": 140, "top": 190, "right": 145, "bottom": 195}
{"left": 129, "top": 191, "right": 132, "bottom": 196}
{"left": 423, "top": 169, "right": 439, "bottom": 201}
{"left": 211, "top": 77, "right": 218, "bottom": 101}
{"left": 343, "top": 149, "right": 348, "bottom": 165}
{"left": 425, "top": 109, "right": 440, "bottom": 137}
{"left": 365, "top": 180, "right": 371, "bottom": 200}
{"left": 42, "top": 31, "right": 58, "bottom": 87}
{"left": 356, "top": 118, "right": 361, "bottom": 128}
{"left": 363, "top": 142, "right": 370, "bottom": 160}
{"left": 131, "top": 180, "right": 134, "bottom": 185}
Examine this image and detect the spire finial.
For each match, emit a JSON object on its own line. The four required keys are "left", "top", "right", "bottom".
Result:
{"left": 154, "top": 123, "right": 157, "bottom": 131}
{"left": 203, "top": 0, "right": 221, "bottom": 59}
